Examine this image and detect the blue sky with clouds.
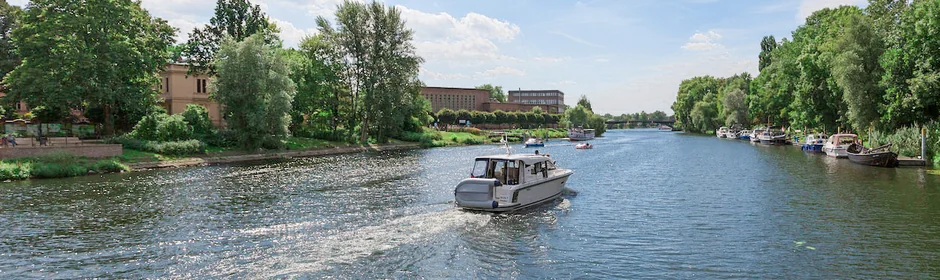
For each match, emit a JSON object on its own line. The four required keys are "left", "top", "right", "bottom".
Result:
{"left": 8, "top": 0, "right": 867, "bottom": 114}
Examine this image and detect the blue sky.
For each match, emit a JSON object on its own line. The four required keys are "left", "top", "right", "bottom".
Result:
{"left": 10, "top": 0, "right": 867, "bottom": 115}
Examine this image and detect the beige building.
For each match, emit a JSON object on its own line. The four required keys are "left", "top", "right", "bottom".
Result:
{"left": 159, "top": 63, "right": 224, "bottom": 127}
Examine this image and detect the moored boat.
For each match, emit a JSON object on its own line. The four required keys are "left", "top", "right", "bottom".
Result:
{"left": 847, "top": 143, "right": 899, "bottom": 167}
{"left": 823, "top": 134, "right": 858, "bottom": 158}
{"left": 455, "top": 152, "right": 574, "bottom": 212}
{"left": 523, "top": 138, "right": 544, "bottom": 148}
{"left": 717, "top": 127, "right": 729, "bottom": 138}
{"left": 568, "top": 127, "right": 595, "bottom": 141}
{"left": 749, "top": 127, "right": 765, "bottom": 143}
{"left": 738, "top": 130, "right": 752, "bottom": 141}
{"left": 801, "top": 133, "right": 827, "bottom": 153}
{"left": 758, "top": 127, "right": 788, "bottom": 145}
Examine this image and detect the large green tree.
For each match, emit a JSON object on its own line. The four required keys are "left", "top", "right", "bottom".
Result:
{"left": 758, "top": 35, "right": 777, "bottom": 72}
{"left": 212, "top": 34, "right": 295, "bottom": 149}
{"left": 290, "top": 34, "right": 349, "bottom": 139}
{"left": 5, "top": 0, "right": 175, "bottom": 135}
{"left": 0, "top": 0, "right": 20, "bottom": 88}
{"left": 476, "top": 84, "right": 506, "bottom": 102}
{"left": 317, "top": 1, "right": 426, "bottom": 143}
{"left": 186, "top": 0, "right": 277, "bottom": 75}
{"left": 722, "top": 89, "right": 748, "bottom": 127}
{"left": 832, "top": 13, "right": 885, "bottom": 131}
{"left": 577, "top": 95, "right": 593, "bottom": 112}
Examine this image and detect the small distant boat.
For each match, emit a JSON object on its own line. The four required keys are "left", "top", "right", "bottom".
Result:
{"left": 523, "top": 138, "right": 544, "bottom": 148}
{"left": 749, "top": 128, "right": 764, "bottom": 143}
{"left": 847, "top": 143, "right": 899, "bottom": 167}
{"left": 801, "top": 133, "right": 827, "bottom": 153}
{"left": 568, "top": 127, "right": 595, "bottom": 141}
{"left": 738, "top": 130, "right": 752, "bottom": 141}
{"left": 575, "top": 143, "right": 593, "bottom": 149}
{"left": 823, "top": 134, "right": 858, "bottom": 158}
{"left": 455, "top": 150, "right": 574, "bottom": 212}
{"left": 658, "top": 125, "right": 673, "bottom": 131}
{"left": 758, "top": 127, "right": 788, "bottom": 145}
{"left": 717, "top": 127, "right": 729, "bottom": 138}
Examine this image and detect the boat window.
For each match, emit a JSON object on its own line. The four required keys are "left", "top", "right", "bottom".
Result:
{"left": 489, "top": 160, "right": 506, "bottom": 184}
{"left": 531, "top": 162, "right": 541, "bottom": 175}
{"left": 546, "top": 160, "right": 557, "bottom": 171}
{"left": 839, "top": 137, "right": 856, "bottom": 145}
{"left": 507, "top": 161, "right": 520, "bottom": 185}
{"left": 471, "top": 159, "right": 487, "bottom": 178}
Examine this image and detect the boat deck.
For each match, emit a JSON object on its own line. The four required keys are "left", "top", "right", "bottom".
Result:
{"left": 897, "top": 156, "right": 927, "bottom": 167}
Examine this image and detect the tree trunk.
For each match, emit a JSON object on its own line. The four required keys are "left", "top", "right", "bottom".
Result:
{"left": 103, "top": 103, "right": 115, "bottom": 136}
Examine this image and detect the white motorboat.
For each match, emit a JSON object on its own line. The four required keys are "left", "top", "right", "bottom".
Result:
{"left": 717, "top": 127, "right": 729, "bottom": 138}
{"left": 568, "top": 127, "right": 595, "bottom": 141}
{"left": 738, "top": 130, "right": 752, "bottom": 140}
{"left": 455, "top": 151, "right": 574, "bottom": 212}
{"left": 823, "top": 134, "right": 858, "bottom": 158}
{"left": 523, "top": 138, "right": 544, "bottom": 148}
{"left": 750, "top": 127, "right": 765, "bottom": 143}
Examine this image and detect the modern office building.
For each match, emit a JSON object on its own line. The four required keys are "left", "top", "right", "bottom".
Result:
{"left": 507, "top": 89, "right": 565, "bottom": 113}
{"left": 420, "top": 86, "right": 490, "bottom": 112}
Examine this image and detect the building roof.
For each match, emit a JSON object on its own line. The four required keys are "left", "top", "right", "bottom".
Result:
{"left": 507, "top": 89, "right": 564, "bottom": 94}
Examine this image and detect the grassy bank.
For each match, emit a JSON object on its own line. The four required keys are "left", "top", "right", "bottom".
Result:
{"left": 0, "top": 153, "right": 130, "bottom": 181}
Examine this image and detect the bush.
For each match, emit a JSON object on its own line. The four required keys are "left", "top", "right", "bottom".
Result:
{"left": 158, "top": 114, "right": 193, "bottom": 141}
{"left": 112, "top": 135, "right": 206, "bottom": 156}
{"left": 0, "top": 161, "right": 32, "bottom": 181}
{"left": 32, "top": 162, "right": 88, "bottom": 178}
{"left": 92, "top": 159, "right": 129, "bottom": 173}
{"left": 133, "top": 113, "right": 163, "bottom": 140}
{"left": 461, "top": 137, "right": 483, "bottom": 145}
{"left": 182, "top": 104, "right": 215, "bottom": 137}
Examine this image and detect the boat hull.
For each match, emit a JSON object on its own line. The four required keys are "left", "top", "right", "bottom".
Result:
{"left": 801, "top": 144, "right": 824, "bottom": 153}
{"left": 848, "top": 152, "right": 899, "bottom": 167}
{"left": 824, "top": 146, "right": 848, "bottom": 158}
{"left": 524, "top": 143, "right": 544, "bottom": 148}
{"left": 455, "top": 175, "right": 571, "bottom": 212}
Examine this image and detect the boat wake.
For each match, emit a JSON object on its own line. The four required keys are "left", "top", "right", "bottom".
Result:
{"left": 212, "top": 208, "right": 491, "bottom": 277}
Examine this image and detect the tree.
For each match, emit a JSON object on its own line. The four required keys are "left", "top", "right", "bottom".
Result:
{"left": 530, "top": 106, "right": 543, "bottom": 114}
{"left": 0, "top": 0, "right": 20, "bottom": 88}
{"left": 186, "top": 0, "right": 276, "bottom": 75}
{"left": 437, "top": 108, "right": 456, "bottom": 125}
{"left": 832, "top": 13, "right": 885, "bottom": 131}
{"left": 317, "top": 1, "right": 425, "bottom": 142}
{"left": 182, "top": 104, "right": 215, "bottom": 137}
{"left": 691, "top": 100, "right": 719, "bottom": 132}
{"left": 564, "top": 105, "right": 591, "bottom": 127}
{"left": 493, "top": 110, "right": 508, "bottom": 124}
{"left": 291, "top": 34, "right": 349, "bottom": 139}
{"left": 212, "top": 34, "right": 296, "bottom": 150}
{"left": 722, "top": 89, "right": 748, "bottom": 127}
{"left": 5, "top": 0, "right": 175, "bottom": 135}
{"left": 476, "top": 84, "right": 506, "bottom": 102}
{"left": 577, "top": 95, "right": 593, "bottom": 112}
{"left": 758, "top": 35, "right": 777, "bottom": 72}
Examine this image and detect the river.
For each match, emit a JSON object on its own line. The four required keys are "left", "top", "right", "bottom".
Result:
{"left": 1, "top": 129, "right": 939, "bottom": 278}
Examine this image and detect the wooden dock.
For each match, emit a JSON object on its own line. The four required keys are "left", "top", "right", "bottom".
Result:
{"left": 898, "top": 156, "right": 927, "bottom": 167}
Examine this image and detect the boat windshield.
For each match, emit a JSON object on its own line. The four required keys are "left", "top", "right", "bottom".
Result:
{"left": 471, "top": 159, "right": 488, "bottom": 178}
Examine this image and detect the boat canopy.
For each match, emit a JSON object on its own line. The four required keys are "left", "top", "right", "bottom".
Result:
{"left": 471, "top": 154, "right": 557, "bottom": 186}
{"left": 827, "top": 134, "right": 858, "bottom": 145}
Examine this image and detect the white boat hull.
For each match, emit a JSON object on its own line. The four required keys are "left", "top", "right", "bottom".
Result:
{"left": 456, "top": 174, "right": 571, "bottom": 212}
{"left": 824, "top": 146, "right": 849, "bottom": 158}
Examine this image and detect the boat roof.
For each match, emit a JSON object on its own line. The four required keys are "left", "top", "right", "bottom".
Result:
{"left": 476, "top": 154, "right": 554, "bottom": 163}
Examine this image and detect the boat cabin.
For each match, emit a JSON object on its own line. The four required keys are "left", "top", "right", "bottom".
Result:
{"left": 827, "top": 134, "right": 858, "bottom": 146}
{"left": 470, "top": 154, "right": 558, "bottom": 186}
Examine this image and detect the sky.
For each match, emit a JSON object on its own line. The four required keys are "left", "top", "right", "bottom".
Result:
{"left": 9, "top": 0, "right": 868, "bottom": 115}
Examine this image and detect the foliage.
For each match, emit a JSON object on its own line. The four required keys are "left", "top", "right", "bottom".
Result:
{"left": 691, "top": 100, "right": 719, "bottom": 132}
{"left": 131, "top": 112, "right": 193, "bottom": 142}
{"left": 437, "top": 108, "right": 456, "bottom": 125}
{"left": 185, "top": 0, "right": 277, "bottom": 75}
{"left": 181, "top": 104, "right": 215, "bottom": 137}
{"left": 577, "top": 95, "right": 593, "bottom": 112}
{"left": 112, "top": 135, "right": 207, "bottom": 156}
{"left": 832, "top": 13, "right": 884, "bottom": 131}
{"left": 212, "top": 33, "right": 296, "bottom": 150}
{"left": 722, "top": 89, "right": 748, "bottom": 127}
{"left": 316, "top": 1, "right": 426, "bottom": 143}
{"left": 758, "top": 35, "right": 777, "bottom": 72}
{"left": 0, "top": 153, "right": 129, "bottom": 181}
{"left": 290, "top": 34, "right": 349, "bottom": 141}
{"left": 0, "top": 0, "right": 20, "bottom": 87}
{"left": 476, "top": 84, "right": 506, "bottom": 102}
{"left": 5, "top": 0, "right": 175, "bottom": 135}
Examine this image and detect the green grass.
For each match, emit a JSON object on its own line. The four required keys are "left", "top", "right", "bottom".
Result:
{"left": 0, "top": 153, "right": 130, "bottom": 181}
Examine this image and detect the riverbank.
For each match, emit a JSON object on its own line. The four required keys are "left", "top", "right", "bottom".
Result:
{"left": 126, "top": 142, "right": 420, "bottom": 171}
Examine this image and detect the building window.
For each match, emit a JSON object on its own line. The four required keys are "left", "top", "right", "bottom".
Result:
{"left": 196, "top": 79, "right": 208, "bottom": 93}
{"left": 165, "top": 77, "right": 170, "bottom": 93}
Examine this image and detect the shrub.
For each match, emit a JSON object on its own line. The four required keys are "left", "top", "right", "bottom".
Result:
{"left": 461, "top": 137, "right": 483, "bottom": 145}
{"left": 32, "top": 162, "right": 87, "bottom": 178}
{"left": 112, "top": 136, "right": 206, "bottom": 156}
{"left": 182, "top": 104, "right": 215, "bottom": 136}
{"left": 158, "top": 114, "right": 193, "bottom": 141}
{"left": 92, "top": 159, "right": 129, "bottom": 173}
{"left": 133, "top": 113, "right": 163, "bottom": 140}
{"left": 0, "top": 161, "right": 32, "bottom": 181}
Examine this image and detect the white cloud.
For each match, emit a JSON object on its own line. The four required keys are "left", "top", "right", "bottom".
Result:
{"left": 796, "top": 0, "right": 866, "bottom": 21}
{"left": 681, "top": 30, "right": 723, "bottom": 51}
{"left": 6, "top": 0, "right": 28, "bottom": 6}
{"left": 594, "top": 58, "right": 610, "bottom": 63}
{"left": 397, "top": 5, "right": 521, "bottom": 65}
{"left": 271, "top": 18, "right": 317, "bottom": 48}
{"left": 533, "top": 56, "right": 571, "bottom": 63}
{"left": 420, "top": 68, "right": 469, "bottom": 81}
{"left": 475, "top": 66, "right": 525, "bottom": 78}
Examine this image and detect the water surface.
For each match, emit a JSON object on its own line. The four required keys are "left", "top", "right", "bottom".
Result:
{"left": 2, "top": 129, "right": 939, "bottom": 278}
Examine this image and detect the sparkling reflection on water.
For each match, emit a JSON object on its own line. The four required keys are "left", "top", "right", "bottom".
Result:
{"left": 1, "top": 130, "right": 939, "bottom": 278}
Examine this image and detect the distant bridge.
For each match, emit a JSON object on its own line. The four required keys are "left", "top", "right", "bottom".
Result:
{"left": 604, "top": 120, "right": 678, "bottom": 130}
